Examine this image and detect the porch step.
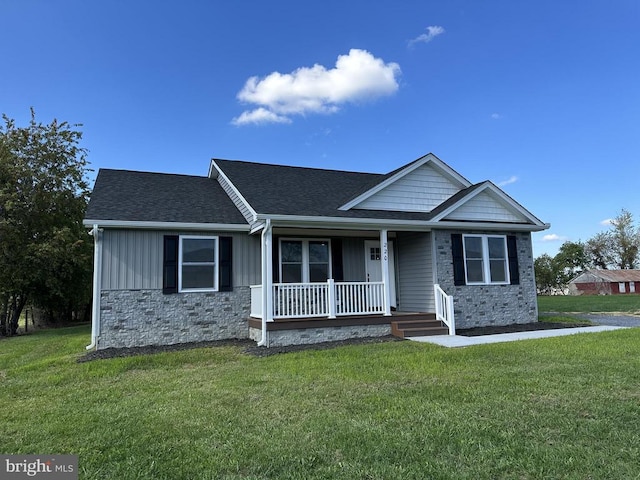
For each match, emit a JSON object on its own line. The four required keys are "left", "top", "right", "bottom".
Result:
{"left": 391, "top": 318, "right": 448, "bottom": 338}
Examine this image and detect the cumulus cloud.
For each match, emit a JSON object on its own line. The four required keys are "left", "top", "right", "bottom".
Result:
{"left": 541, "top": 234, "right": 568, "bottom": 242}
{"left": 408, "top": 25, "right": 445, "bottom": 47}
{"left": 497, "top": 175, "right": 518, "bottom": 187}
{"left": 231, "top": 49, "right": 401, "bottom": 126}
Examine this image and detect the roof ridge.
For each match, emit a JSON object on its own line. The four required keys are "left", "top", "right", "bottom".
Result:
{"left": 213, "top": 158, "right": 383, "bottom": 176}
{"left": 98, "top": 168, "right": 208, "bottom": 179}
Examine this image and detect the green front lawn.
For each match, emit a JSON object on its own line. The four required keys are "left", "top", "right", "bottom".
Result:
{"left": 538, "top": 294, "right": 640, "bottom": 314}
{"left": 2, "top": 325, "right": 640, "bottom": 479}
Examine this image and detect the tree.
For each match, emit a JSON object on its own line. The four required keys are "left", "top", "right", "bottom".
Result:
{"left": 585, "top": 232, "right": 614, "bottom": 269}
{"left": 0, "top": 109, "right": 91, "bottom": 336}
{"left": 609, "top": 209, "right": 639, "bottom": 269}
{"left": 553, "top": 241, "right": 587, "bottom": 288}
{"left": 534, "top": 254, "right": 559, "bottom": 295}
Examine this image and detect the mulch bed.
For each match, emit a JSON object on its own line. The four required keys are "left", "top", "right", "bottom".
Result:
{"left": 78, "top": 322, "right": 593, "bottom": 362}
{"left": 456, "top": 321, "right": 593, "bottom": 337}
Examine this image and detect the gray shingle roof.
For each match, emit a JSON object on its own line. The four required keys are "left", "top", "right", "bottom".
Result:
{"left": 85, "top": 169, "right": 247, "bottom": 225}
{"left": 214, "top": 159, "right": 441, "bottom": 221}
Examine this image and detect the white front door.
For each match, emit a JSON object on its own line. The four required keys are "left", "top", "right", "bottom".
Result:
{"left": 364, "top": 240, "right": 397, "bottom": 308}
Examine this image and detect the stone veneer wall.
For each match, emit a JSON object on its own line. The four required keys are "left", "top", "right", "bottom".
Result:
{"left": 250, "top": 324, "right": 391, "bottom": 347}
{"left": 98, "top": 287, "right": 250, "bottom": 349}
{"left": 434, "top": 230, "right": 538, "bottom": 329}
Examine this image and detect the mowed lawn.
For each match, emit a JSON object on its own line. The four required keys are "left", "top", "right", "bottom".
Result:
{"left": 538, "top": 293, "right": 640, "bottom": 314}
{"left": 2, "top": 325, "right": 640, "bottom": 479}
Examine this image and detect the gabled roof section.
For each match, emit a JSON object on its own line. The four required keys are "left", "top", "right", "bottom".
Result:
{"left": 84, "top": 169, "right": 248, "bottom": 226}
{"left": 339, "top": 153, "right": 472, "bottom": 212}
{"left": 430, "top": 181, "right": 546, "bottom": 226}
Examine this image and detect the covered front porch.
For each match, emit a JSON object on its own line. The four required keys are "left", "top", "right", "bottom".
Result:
{"left": 249, "top": 222, "right": 455, "bottom": 346}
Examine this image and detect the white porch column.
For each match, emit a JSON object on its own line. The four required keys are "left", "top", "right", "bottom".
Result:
{"left": 380, "top": 229, "right": 392, "bottom": 316}
{"left": 264, "top": 222, "right": 273, "bottom": 323}
{"left": 259, "top": 220, "right": 273, "bottom": 347}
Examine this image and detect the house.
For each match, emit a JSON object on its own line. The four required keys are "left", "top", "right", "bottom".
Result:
{"left": 568, "top": 269, "right": 640, "bottom": 295}
{"left": 83, "top": 153, "right": 549, "bottom": 350}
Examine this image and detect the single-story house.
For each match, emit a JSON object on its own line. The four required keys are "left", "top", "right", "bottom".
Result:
{"left": 83, "top": 153, "right": 549, "bottom": 350}
{"left": 569, "top": 269, "right": 640, "bottom": 295}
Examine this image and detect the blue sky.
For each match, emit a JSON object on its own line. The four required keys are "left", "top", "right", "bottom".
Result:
{"left": 2, "top": 0, "right": 639, "bottom": 258}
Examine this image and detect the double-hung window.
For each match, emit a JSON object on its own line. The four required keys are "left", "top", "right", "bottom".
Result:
{"left": 463, "top": 235, "right": 509, "bottom": 285}
{"left": 179, "top": 236, "right": 218, "bottom": 292}
{"left": 280, "top": 239, "right": 330, "bottom": 283}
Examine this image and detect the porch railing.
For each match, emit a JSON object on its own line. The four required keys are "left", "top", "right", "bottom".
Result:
{"left": 434, "top": 284, "right": 455, "bottom": 335}
{"left": 250, "top": 280, "right": 385, "bottom": 319}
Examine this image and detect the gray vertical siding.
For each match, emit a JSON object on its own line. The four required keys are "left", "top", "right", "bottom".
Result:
{"left": 341, "top": 238, "right": 366, "bottom": 281}
{"left": 101, "top": 229, "right": 261, "bottom": 290}
{"left": 396, "top": 231, "right": 434, "bottom": 312}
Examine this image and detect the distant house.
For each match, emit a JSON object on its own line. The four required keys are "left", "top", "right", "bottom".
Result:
{"left": 83, "top": 153, "right": 549, "bottom": 350}
{"left": 569, "top": 269, "right": 640, "bottom": 295}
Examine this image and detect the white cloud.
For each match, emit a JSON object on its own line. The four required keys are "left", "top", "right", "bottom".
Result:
{"left": 542, "top": 234, "right": 568, "bottom": 242}
{"left": 231, "top": 107, "right": 291, "bottom": 126}
{"left": 600, "top": 218, "right": 614, "bottom": 226}
{"left": 232, "top": 49, "right": 401, "bottom": 126}
{"left": 408, "top": 25, "right": 445, "bottom": 47}
{"left": 497, "top": 175, "right": 518, "bottom": 187}
{"left": 491, "top": 113, "right": 503, "bottom": 120}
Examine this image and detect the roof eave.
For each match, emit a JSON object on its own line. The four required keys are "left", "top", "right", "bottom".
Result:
{"left": 82, "top": 219, "right": 250, "bottom": 231}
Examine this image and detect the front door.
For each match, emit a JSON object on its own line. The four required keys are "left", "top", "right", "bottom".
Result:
{"left": 364, "top": 240, "right": 397, "bottom": 308}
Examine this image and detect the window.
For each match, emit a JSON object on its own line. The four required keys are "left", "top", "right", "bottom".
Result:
{"left": 619, "top": 282, "right": 626, "bottom": 294}
{"left": 179, "top": 236, "right": 218, "bottom": 292}
{"left": 280, "top": 239, "right": 330, "bottom": 283}
{"left": 463, "top": 235, "right": 509, "bottom": 285}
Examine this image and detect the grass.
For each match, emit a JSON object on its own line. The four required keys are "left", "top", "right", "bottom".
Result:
{"left": 538, "top": 294, "right": 640, "bottom": 314}
{"left": 2, "top": 326, "right": 640, "bottom": 479}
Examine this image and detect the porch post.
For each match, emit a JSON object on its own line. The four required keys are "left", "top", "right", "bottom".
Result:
{"left": 380, "top": 229, "right": 392, "bottom": 316}
{"left": 264, "top": 224, "right": 273, "bottom": 323}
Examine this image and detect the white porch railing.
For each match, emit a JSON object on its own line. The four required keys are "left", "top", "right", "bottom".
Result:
{"left": 250, "top": 280, "right": 386, "bottom": 319}
{"left": 434, "top": 284, "right": 455, "bottom": 335}
{"left": 335, "top": 281, "right": 385, "bottom": 316}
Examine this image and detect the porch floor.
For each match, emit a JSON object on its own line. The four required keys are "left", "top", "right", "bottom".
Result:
{"left": 248, "top": 312, "right": 447, "bottom": 337}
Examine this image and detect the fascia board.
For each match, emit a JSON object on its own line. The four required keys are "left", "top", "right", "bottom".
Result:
{"left": 338, "top": 153, "right": 472, "bottom": 211}
{"left": 256, "top": 214, "right": 550, "bottom": 232}
{"left": 209, "top": 159, "right": 258, "bottom": 222}
{"left": 82, "top": 219, "right": 250, "bottom": 231}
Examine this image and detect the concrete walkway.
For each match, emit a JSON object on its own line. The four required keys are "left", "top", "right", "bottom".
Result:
{"left": 410, "top": 325, "right": 626, "bottom": 348}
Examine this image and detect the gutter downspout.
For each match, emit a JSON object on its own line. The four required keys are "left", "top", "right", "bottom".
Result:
{"left": 258, "top": 219, "right": 272, "bottom": 347}
{"left": 86, "top": 224, "right": 103, "bottom": 350}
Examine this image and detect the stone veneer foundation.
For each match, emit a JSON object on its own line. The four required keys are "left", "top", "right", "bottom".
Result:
{"left": 249, "top": 324, "right": 392, "bottom": 348}
{"left": 433, "top": 230, "right": 539, "bottom": 329}
{"left": 98, "top": 287, "right": 250, "bottom": 349}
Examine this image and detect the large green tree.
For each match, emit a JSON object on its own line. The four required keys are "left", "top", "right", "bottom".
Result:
{"left": 0, "top": 110, "right": 91, "bottom": 336}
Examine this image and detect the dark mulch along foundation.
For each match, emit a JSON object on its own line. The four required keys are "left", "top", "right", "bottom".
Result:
{"left": 77, "top": 335, "right": 403, "bottom": 362}
{"left": 78, "top": 322, "right": 594, "bottom": 362}
{"left": 456, "top": 321, "right": 593, "bottom": 337}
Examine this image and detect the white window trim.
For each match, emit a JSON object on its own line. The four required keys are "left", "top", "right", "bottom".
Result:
{"left": 463, "top": 234, "right": 510, "bottom": 285}
{"left": 619, "top": 282, "right": 626, "bottom": 294}
{"left": 279, "top": 238, "right": 332, "bottom": 283}
{"left": 178, "top": 235, "right": 219, "bottom": 293}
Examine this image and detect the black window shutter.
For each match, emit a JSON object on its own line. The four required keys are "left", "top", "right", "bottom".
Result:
{"left": 507, "top": 235, "right": 520, "bottom": 285}
{"left": 451, "top": 233, "right": 466, "bottom": 286}
{"left": 331, "top": 238, "right": 344, "bottom": 282}
{"left": 163, "top": 235, "right": 179, "bottom": 294}
{"left": 219, "top": 236, "right": 233, "bottom": 292}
